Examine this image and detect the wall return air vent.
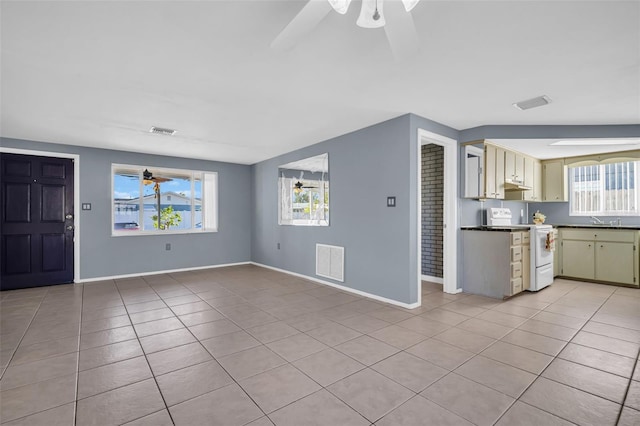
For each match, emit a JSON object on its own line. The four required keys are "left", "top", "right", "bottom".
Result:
{"left": 316, "top": 244, "right": 344, "bottom": 282}
{"left": 149, "top": 126, "right": 177, "bottom": 136}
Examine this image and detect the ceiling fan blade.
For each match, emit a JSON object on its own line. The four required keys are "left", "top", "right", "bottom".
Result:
{"left": 271, "top": 0, "right": 333, "bottom": 51}
{"left": 383, "top": 0, "right": 420, "bottom": 61}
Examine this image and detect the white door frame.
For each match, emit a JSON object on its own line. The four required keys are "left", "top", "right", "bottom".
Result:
{"left": 0, "top": 147, "right": 81, "bottom": 283}
{"left": 417, "top": 129, "right": 459, "bottom": 295}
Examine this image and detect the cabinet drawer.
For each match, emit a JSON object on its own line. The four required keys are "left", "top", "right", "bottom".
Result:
{"left": 561, "top": 229, "right": 594, "bottom": 241}
{"left": 511, "top": 262, "right": 522, "bottom": 278}
{"left": 511, "top": 232, "right": 522, "bottom": 246}
{"left": 511, "top": 277, "right": 523, "bottom": 295}
{"left": 522, "top": 232, "right": 530, "bottom": 244}
{"left": 511, "top": 246, "right": 522, "bottom": 262}
{"left": 594, "top": 230, "right": 635, "bottom": 243}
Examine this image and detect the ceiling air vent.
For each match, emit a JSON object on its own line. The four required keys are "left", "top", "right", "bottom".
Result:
{"left": 513, "top": 95, "right": 552, "bottom": 111}
{"left": 149, "top": 126, "right": 177, "bottom": 136}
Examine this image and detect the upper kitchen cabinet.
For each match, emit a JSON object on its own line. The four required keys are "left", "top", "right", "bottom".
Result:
{"left": 484, "top": 143, "right": 505, "bottom": 199}
{"left": 505, "top": 155, "right": 542, "bottom": 202}
{"left": 504, "top": 150, "right": 525, "bottom": 184}
{"left": 542, "top": 159, "right": 568, "bottom": 202}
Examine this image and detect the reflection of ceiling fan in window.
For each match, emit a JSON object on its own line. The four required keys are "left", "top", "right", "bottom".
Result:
{"left": 294, "top": 171, "right": 318, "bottom": 192}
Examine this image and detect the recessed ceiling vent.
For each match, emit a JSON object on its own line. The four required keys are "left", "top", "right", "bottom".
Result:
{"left": 513, "top": 95, "right": 552, "bottom": 111}
{"left": 149, "top": 126, "right": 177, "bottom": 136}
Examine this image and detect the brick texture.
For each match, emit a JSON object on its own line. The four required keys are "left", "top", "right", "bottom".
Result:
{"left": 421, "top": 144, "right": 444, "bottom": 278}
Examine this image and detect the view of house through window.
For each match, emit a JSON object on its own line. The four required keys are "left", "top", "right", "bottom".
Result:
{"left": 112, "top": 164, "right": 216, "bottom": 234}
{"left": 570, "top": 160, "right": 639, "bottom": 216}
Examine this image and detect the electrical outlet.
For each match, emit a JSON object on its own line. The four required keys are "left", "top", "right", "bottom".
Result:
{"left": 277, "top": 243, "right": 280, "bottom": 250}
{"left": 165, "top": 243, "right": 171, "bottom": 251}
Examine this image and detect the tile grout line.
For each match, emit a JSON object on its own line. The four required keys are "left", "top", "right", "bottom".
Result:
{"left": 491, "top": 284, "right": 627, "bottom": 425}
{"left": 0, "top": 289, "right": 49, "bottom": 381}
{"left": 136, "top": 274, "right": 272, "bottom": 424}
{"left": 114, "top": 277, "right": 178, "bottom": 426}
{"left": 72, "top": 283, "right": 84, "bottom": 426}
{"left": 615, "top": 344, "right": 640, "bottom": 425}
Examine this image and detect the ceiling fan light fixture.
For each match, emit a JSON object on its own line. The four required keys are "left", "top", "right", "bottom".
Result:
{"left": 401, "top": 0, "right": 421, "bottom": 12}
{"left": 357, "top": 0, "right": 385, "bottom": 28}
{"left": 328, "top": 0, "right": 352, "bottom": 14}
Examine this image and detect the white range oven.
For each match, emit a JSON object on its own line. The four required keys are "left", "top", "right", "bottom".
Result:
{"left": 488, "top": 208, "right": 554, "bottom": 292}
{"left": 529, "top": 224, "right": 554, "bottom": 291}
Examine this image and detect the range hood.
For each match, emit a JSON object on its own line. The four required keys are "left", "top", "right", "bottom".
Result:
{"left": 504, "top": 179, "right": 532, "bottom": 191}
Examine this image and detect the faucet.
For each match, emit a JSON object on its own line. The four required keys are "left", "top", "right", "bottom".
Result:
{"left": 590, "top": 216, "right": 604, "bottom": 225}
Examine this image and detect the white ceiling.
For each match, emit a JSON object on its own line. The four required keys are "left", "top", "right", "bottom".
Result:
{"left": 1, "top": 0, "right": 638, "bottom": 165}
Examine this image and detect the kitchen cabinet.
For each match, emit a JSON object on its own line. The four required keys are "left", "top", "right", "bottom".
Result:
{"left": 596, "top": 242, "right": 635, "bottom": 285}
{"left": 561, "top": 240, "right": 595, "bottom": 280}
{"left": 462, "top": 229, "right": 527, "bottom": 298}
{"left": 484, "top": 144, "right": 505, "bottom": 199}
{"left": 506, "top": 156, "right": 542, "bottom": 202}
{"left": 542, "top": 159, "right": 568, "bottom": 202}
{"left": 559, "top": 228, "right": 638, "bottom": 286}
{"left": 505, "top": 151, "right": 525, "bottom": 184}
{"left": 531, "top": 160, "right": 543, "bottom": 202}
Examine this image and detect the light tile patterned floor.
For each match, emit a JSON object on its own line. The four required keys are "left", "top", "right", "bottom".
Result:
{"left": 1, "top": 265, "right": 639, "bottom": 425}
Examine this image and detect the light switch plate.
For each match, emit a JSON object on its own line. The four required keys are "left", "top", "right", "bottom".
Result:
{"left": 82, "top": 203, "right": 92, "bottom": 210}
{"left": 387, "top": 196, "right": 396, "bottom": 207}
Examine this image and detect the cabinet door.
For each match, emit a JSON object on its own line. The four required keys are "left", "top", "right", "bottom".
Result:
{"left": 505, "top": 151, "right": 516, "bottom": 181}
{"left": 523, "top": 157, "right": 535, "bottom": 201}
{"left": 596, "top": 242, "right": 635, "bottom": 285}
{"left": 484, "top": 144, "right": 496, "bottom": 198}
{"left": 543, "top": 160, "right": 567, "bottom": 202}
{"left": 532, "top": 160, "right": 542, "bottom": 201}
{"left": 495, "top": 147, "right": 505, "bottom": 199}
{"left": 514, "top": 153, "right": 525, "bottom": 183}
{"left": 562, "top": 240, "right": 595, "bottom": 280}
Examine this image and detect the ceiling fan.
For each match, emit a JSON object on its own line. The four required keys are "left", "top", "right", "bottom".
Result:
{"left": 271, "top": 0, "right": 421, "bottom": 60}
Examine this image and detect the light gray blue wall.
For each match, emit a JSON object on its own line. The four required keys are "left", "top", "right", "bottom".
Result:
{"left": 1, "top": 137, "right": 252, "bottom": 279}
{"left": 252, "top": 114, "right": 459, "bottom": 305}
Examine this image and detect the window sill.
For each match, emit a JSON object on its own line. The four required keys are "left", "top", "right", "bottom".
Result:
{"left": 111, "top": 229, "right": 218, "bottom": 237}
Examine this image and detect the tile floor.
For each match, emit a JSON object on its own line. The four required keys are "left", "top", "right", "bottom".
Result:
{"left": 1, "top": 265, "right": 639, "bottom": 425}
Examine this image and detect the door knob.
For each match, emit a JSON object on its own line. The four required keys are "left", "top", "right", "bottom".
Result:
{"left": 66, "top": 225, "right": 74, "bottom": 231}
{"left": 65, "top": 214, "right": 73, "bottom": 220}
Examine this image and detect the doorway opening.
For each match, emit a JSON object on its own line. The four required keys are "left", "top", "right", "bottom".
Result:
{"left": 417, "top": 129, "right": 458, "bottom": 298}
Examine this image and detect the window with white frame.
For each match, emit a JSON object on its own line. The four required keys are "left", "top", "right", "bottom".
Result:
{"left": 570, "top": 160, "right": 639, "bottom": 216}
{"left": 112, "top": 164, "right": 218, "bottom": 235}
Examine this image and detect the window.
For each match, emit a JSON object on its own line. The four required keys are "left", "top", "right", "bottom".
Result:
{"left": 112, "top": 164, "right": 217, "bottom": 235}
{"left": 570, "top": 160, "right": 639, "bottom": 216}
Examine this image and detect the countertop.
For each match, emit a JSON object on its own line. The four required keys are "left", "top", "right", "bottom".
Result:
{"left": 553, "top": 224, "right": 640, "bottom": 230}
{"left": 461, "top": 226, "right": 532, "bottom": 232}
{"left": 462, "top": 224, "right": 640, "bottom": 231}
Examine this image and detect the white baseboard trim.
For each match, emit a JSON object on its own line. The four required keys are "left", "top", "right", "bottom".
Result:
{"left": 78, "top": 261, "right": 252, "bottom": 284}
{"left": 251, "top": 262, "right": 420, "bottom": 309}
{"left": 421, "top": 275, "right": 444, "bottom": 285}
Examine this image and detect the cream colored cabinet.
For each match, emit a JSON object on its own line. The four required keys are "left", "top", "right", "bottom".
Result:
{"left": 505, "top": 155, "right": 541, "bottom": 202}
{"left": 542, "top": 159, "right": 568, "bottom": 202}
{"left": 484, "top": 144, "right": 505, "bottom": 199}
{"left": 531, "top": 160, "right": 543, "bottom": 202}
{"left": 595, "top": 242, "right": 635, "bottom": 285}
{"left": 559, "top": 228, "right": 638, "bottom": 287}
{"left": 562, "top": 240, "right": 595, "bottom": 280}
{"left": 505, "top": 151, "right": 525, "bottom": 183}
